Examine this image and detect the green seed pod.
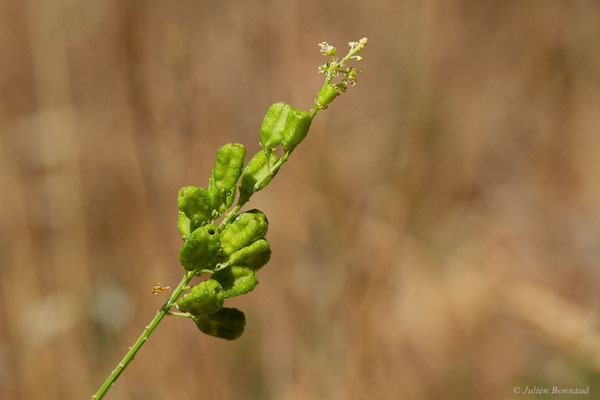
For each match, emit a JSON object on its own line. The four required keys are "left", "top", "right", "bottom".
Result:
{"left": 176, "top": 279, "right": 224, "bottom": 316}
{"left": 179, "top": 223, "right": 221, "bottom": 271}
{"left": 211, "top": 265, "right": 258, "bottom": 298}
{"left": 316, "top": 83, "right": 339, "bottom": 109}
{"left": 177, "top": 210, "right": 192, "bottom": 241}
{"left": 222, "top": 238, "right": 271, "bottom": 270}
{"left": 211, "top": 143, "right": 246, "bottom": 195}
{"left": 220, "top": 209, "right": 268, "bottom": 256}
{"left": 260, "top": 102, "right": 293, "bottom": 151}
{"left": 225, "top": 187, "right": 236, "bottom": 208}
{"left": 208, "top": 176, "right": 237, "bottom": 216}
{"left": 207, "top": 177, "right": 222, "bottom": 214}
{"left": 282, "top": 109, "right": 312, "bottom": 151}
{"left": 193, "top": 307, "right": 246, "bottom": 341}
{"left": 239, "top": 151, "right": 279, "bottom": 198}
{"left": 178, "top": 186, "right": 211, "bottom": 227}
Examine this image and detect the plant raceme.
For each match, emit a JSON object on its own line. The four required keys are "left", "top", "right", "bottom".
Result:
{"left": 92, "top": 37, "right": 367, "bottom": 399}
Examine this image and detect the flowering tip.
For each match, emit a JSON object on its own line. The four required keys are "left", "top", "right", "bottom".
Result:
{"left": 348, "top": 37, "right": 368, "bottom": 54}
{"left": 318, "top": 41, "right": 336, "bottom": 56}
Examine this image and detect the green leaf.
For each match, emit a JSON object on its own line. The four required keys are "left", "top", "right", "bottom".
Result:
{"left": 179, "top": 223, "right": 221, "bottom": 271}
{"left": 193, "top": 307, "right": 246, "bottom": 340}
{"left": 219, "top": 209, "right": 268, "bottom": 256}
{"left": 221, "top": 238, "right": 271, "bottom": 270}
{"left": 176, "top": 279, "right": 224, "bottom": 316}
{"left": 211, "top": 265, "right": 258, "bottom": 298}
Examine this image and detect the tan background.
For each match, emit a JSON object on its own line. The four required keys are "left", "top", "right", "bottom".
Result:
{"left": 1, "top": 1, "right": 600, "bottom": 399}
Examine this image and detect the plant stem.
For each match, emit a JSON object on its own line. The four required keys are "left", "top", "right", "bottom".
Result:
{"left": 94, "top": 142, "right": 300, "bottom": 399}
{"left": 168, "top": 311, "right": 194, "bottom": 318}
{"left": 92, "top": 270, "right": 196, "bottom": 400}
{"left": 92, "top": 37, "right": 366, "bottom": 399}
{"left": 94, "top": 147, "right": 296, "bottom": 399}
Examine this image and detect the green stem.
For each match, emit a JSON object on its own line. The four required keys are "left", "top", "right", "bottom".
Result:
{"left": 94, "top": 147, "right": 296, "bottom": 399}
{"left": 219, "top": 203, "right": 244, "bottom": 230}
{"left": 168, "top": 311, "right": 194, "bottom": 318}
{"left": 92, "top": 270, "right": 196, "bottom": 400}
{"left": 257, "top": 150, "right": 291, "bottom": 187}
{"left": 94, "top": 145, "right": 297, "bottom": 399}
{"left": 92, "top": 38, "right": 365, "bottom": 399}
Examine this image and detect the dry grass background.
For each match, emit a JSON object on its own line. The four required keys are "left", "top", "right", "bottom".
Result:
{"left": 1, "top": 1, "right": 600, "bottom": 399}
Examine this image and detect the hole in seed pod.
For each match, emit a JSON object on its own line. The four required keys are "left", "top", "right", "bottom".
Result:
{"left": 208, "top": 229, "right": 215, "bottom": 235}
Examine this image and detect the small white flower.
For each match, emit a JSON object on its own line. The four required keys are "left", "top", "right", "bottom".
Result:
{"left": 318, "top": 42, "right": 336, "bottom": 56}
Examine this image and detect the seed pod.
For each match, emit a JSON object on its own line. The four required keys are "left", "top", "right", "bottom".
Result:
{"left": 211, "top": 265, "right": 258, "bottom": 298}
{"left": 177, "top": 210, "right": 192, "bottom": 241}
{"left": 316, "top": 83, "right": 339, "bottom": 109}
{"left": 207, "top": 177, "right": 222, "bottom": 214}
{"left": 260, "top": 102, "right": 293, "bottom": 151}
{"left": 220, "top": 209, "right": 268, "bottom": 256}
{"left": 176, "top": 279, "right": 224, "bottom": 316}
{"left": 179, "top": 223, "right": 221, "bottom": 271}
{"left": 193, "top": 307, "right": 246, "bottom": 341}
{"left": 282, "top": 109, "right": 312, "bottom": 151}
{"left": 178, "top": 186, "right": 211, "bottom": 227}
{"left": 208, "top": 176, "right": 237, "bottom": 216}
{"left": 211, "top": 143, "right": 246, "bottom": 195}
{"left": 239, "top": 151, "right": 279, "bottom": 198}
{"left": 222, "top": 238, "right": 271, "bottom": 270}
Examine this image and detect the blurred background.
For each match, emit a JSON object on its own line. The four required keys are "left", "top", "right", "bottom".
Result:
{"left": 1, "top": 0, "right": 600, "bottom": 399}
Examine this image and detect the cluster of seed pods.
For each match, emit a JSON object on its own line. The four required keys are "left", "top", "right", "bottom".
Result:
{"left": 175, "top": 102, "right": 311, "bottom": 340}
